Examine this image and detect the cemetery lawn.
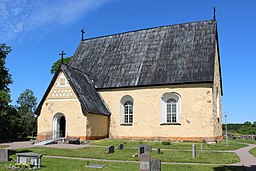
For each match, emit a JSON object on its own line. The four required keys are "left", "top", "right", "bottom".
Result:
{"left": 231, "top": 139, "right": 256, "bottom": 144}
{"left": 0, "top": 158, "right": 246, "bottom": 171}
{"left": 91, "top": 139, "right": 247, "bottom": 150}
{"left": 249, "top": 147, "right": 256, "bottom": 156}
{"left": 12, "top": 147, "right": 239, "bottom": 164}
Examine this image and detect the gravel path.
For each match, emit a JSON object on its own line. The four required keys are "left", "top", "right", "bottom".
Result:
{"left": 232, "top": 144, "right": 256, "bottom": 171}
{"left": 0, "top": 141, "right": 89, "bottom": 149}
{"left": 0, "top": 141, "right": 34, "bottom": 149}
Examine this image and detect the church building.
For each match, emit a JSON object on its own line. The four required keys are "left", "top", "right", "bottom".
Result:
{"left": 36, "top": 19, "right": 223, "bottom": 142}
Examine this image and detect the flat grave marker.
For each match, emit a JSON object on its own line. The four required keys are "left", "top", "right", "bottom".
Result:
{"left": 85, "top": 164, "right": 105, "bottom": 169}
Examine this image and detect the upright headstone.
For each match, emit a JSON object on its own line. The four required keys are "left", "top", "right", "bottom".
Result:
{"left": 107, "top": 145, "right": 115, "bottom": 153}
{"left": 139, "top": 146, "right": 145, "bottom": 155}
{"left": 200, "top": 144, "right": 203, "bottom": 153}
{"left": 118, "top": 144, "right": 124, "bottom": 150}
{"left": 157, "top": 148, "right": 161, "bottom": 155}
{"left": 140, "top": 153, "right": 151, "bottom": 171}
{"left": 0, "top": 149, "right": 9, "bottom": 162}
{"left": 192, "top": 143, "right": 196, "bottom": 158}
{"left": 139, "top": 144, "right": 152, "bottom": 153}
{"left": 151, "top": 159, "right": 161, "bottom": 171}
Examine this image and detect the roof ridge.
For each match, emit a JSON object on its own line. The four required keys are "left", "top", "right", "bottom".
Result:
{"left": 82, "top": 20, "right": 216, "bottom": 41}
{"left": 63, "top": 64, "right": 92, "bottom": 79}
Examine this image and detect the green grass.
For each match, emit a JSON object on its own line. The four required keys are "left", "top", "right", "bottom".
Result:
{"left": 0, "top": 145, "right": 8, "bottom": 148}
{"left": 0, "top": 158, "right": 246, "bottom": 171}
{"left": 91, "top": 139, "right": 247, "bottom": 150}
{"left": 230, "top": 139, "right": 256, "bottom": 144}
{"left": 11, "top": 146, "right": 239, "bottom": 164}
{"left": 249, "top": 147, "right": 256, "bottom": 157}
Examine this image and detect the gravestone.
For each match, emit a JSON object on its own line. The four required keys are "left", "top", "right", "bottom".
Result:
{"left": 140, "top": 153, "right": 151, "bottom": 171}
{"left": 118, "top": 144, "right": 124, "bottom": 150}
{"left": 200, "top": 144, "right": 203, "bottom": 153}
{"left": 192, "top": 143, "right": 196, "bottom": 158}
{"left": 16, "top": 152, "right": 43, "bottom": 168}
{"left": 85, "top": 164, "right": 105, "bottom": 168}
{"left": 157, "top": 148, "right": 161, "bottom": 155}
{"left": 151, "top": 159, "right": 161, "bottom": 171}
{"left": 0, "top": 149, "right": 9, "bottom": 162}
{"left": 107, "top": 145, "right": 115, "bottom": 153}
{"left": 138, "top": 146, "right": 145, "bottom": 155}
{"left": 139, "top": 144, "right": 152, "bottom": 153}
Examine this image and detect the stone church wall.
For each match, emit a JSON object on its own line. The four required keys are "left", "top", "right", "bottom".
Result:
{"left": 212, "top": 41, "right": 223, "bottom": 140}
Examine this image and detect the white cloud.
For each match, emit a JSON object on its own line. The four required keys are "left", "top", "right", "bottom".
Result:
{"left": 0, "top": 0, "right": 110, "bottom": 42}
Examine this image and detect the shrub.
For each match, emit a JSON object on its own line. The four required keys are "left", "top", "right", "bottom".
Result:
{"left": 162, "top": 141, "right": 171, "bottom": 145}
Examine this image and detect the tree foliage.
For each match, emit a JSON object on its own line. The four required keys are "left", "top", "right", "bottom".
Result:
{"left": 50, "top": 56, "right": 72, "bottom": 74}
{"left": 0, "top": 43, "right": 14, "bottom": 138}
{"left": 0, "top": 44, "right": 12, "bottom": 115}
{"left": 16, "top": 89, "right": 37, "bottom": 137}
{"left": 223, "top": 121, "right": 256, "bottom": 135}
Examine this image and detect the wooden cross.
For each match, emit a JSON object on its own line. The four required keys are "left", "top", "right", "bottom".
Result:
{"left": 59, "top": 50, "right": 66, "bottom": 64}
{"left": 81, "top": 29, "right": 85, "bottom": 41}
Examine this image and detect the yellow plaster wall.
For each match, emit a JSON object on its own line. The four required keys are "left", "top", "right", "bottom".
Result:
{"left": 99, "top": 83, "right": 216, "bottom": 141}
{"left": 37, "top": 72, "right": 86, "bottom": 138}
{"left": 86, "top": 114, "right": 110, "bottom": 138}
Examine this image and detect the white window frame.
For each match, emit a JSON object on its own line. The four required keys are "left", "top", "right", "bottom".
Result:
{"left": 120, "top": 95, "right": 134, "bottom": 125}
{"left": 160, "top": 92, "right": 181, "bottom": 125}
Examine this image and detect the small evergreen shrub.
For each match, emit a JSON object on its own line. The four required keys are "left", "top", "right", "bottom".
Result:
{"left": 162, "top": 141, "right": 171, "bottom": 145}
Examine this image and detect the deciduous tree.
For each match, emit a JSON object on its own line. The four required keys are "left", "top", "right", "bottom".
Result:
{"left": 16, "top": 89, "right": 37, "bottom": 137}
{"left": 50, "top": 56, "right": 72, "bottom": 74}
{"left": 0, "top": 44, "right": 13, "bottom": 138}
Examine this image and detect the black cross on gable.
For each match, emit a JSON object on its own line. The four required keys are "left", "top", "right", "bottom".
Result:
{"left": 81, "top": 29, "right": 85, "bottom": 41}
{"left": 59, "top": 50, "right": 66, "bottom": 64}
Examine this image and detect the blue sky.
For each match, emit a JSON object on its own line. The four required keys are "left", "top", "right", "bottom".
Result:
{"left": 1, "top": 0, "right": 256, "bottom": 123}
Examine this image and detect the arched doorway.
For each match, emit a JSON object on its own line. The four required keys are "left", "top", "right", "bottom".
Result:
{"left": 53, "top": 113, "right": 66, "bottom": 139}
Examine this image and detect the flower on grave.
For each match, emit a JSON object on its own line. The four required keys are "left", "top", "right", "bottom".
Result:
{"left": 132, "top": 153, "right": 138, "bottom": 157}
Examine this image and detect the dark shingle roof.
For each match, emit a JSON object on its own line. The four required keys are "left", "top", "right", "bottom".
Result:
{"left": 70, "top": 20, "right": 217, "bottom": 89}
{"left": 35, "top": 65, "right": 111, "bottom": 116}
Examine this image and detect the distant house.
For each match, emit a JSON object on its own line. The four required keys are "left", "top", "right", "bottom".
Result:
{"left": 36, "top": 19, "right": 223, "bottom": 142}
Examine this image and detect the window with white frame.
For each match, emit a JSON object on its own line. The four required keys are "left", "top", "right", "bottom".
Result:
{"left": 120, "top": 95, "right": 134, "bottom": 125}
{"left": 160, "top": 92, "right": 181, "bottom": 124}
{"left": 124, "top": 101, "right": 133, "bottom": 123}
{"left": 166, "top": 99, "right": 177, "bottom": 123}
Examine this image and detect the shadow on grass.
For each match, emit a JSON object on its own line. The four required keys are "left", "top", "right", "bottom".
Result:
{"left": 213, "top": 165, "right": 256, "bottom": 171}
{"left": 0, "top": 138, "right": 31, "bottom": 143}
{"left": 9, "top": 149, "right": 33, "bottom": 155}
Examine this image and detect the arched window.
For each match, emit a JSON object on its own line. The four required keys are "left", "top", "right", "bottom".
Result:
{"left": 120, "top": 95, "right": 134, "bottom": 125}
{"left": 160, "top": 93, "right": 181, "bottom": 124}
